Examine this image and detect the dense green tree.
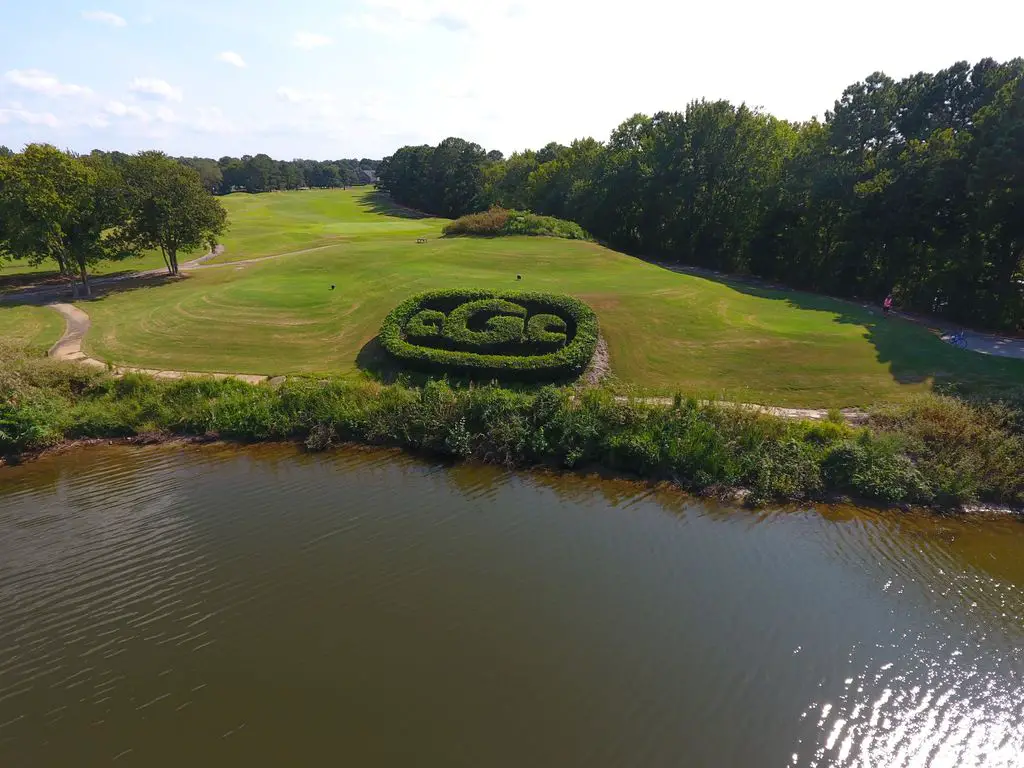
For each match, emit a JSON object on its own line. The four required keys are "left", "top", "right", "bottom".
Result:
{"left": 0, "top": 144, "right": 133, "bottom": 296}
{"left": 181, "top": 157, "right": 224, "bottom": 193}
{"left": 484, "top": 150, "right": 538, "bottom": 209}
{"left": 206, "top": 155, "right": 377, "bottom": 194}
{"left": 123, "top": 152, "right": 227, "bottom": 276}
{"left": 428, "top": 137, "right": 487, "bottom": 217}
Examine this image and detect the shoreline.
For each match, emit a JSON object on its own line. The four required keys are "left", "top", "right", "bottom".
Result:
{"left": 4, "top": 430, "right": 1021, "bottom": 519}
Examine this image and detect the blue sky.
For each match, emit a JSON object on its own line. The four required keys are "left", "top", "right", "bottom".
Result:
{"left": 2, "top": 0, "right": 1022, "bottom": 160}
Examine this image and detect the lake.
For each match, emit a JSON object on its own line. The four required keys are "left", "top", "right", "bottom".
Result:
{"left": 1, "top": 445, "right": 1022, "bottom": 767}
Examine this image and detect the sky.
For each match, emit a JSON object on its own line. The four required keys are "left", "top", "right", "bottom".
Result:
{"left": 1, "top": 0, "right": 1022, "bottom": 160}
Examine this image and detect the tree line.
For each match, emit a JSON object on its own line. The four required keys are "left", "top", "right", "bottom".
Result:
{"left": 378, "top": 58, "right": 1024, "bottom": 332}
{"left": 176, "top": 155, "right": 379, "bottom": 195}
{"left": 0, "top": 146, "right": 227, "bottom": 296}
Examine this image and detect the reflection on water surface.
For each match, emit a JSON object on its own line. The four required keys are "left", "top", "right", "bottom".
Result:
{"left": 1, "top": 445, "right": 1022, "bottom": 767}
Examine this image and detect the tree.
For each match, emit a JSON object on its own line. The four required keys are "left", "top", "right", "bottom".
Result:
{"left": 0, "top": 144, "right": 133, "bottom": 296}
{"left": 0, "top": 145, "right": 13, "bottom": 158}
{"left": 123, "top": 152, "right": 227, "bottom": 276}
{"left": 180, "top": 157, "right": 224, "bottom": 193}
{"left": 429, "top": 137, "right": 486, "bottom": 217}
{"left": 218, "top": 156, "right": 246, "bottom": 193}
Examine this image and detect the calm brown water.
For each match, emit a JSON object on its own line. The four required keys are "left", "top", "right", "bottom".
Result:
{"left": 1, "top": 446, "right": 1023, "bottom": 767}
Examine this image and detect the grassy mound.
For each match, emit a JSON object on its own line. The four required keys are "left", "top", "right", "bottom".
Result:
{"left": 443, "top": 208, "right": 590, "bottom": 240}
{"left": 379, "top": 289, "right": 598, "bottom": 381}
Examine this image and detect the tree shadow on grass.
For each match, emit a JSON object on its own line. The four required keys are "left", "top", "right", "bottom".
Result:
{"left": 654, "top": 262, "right": 1024, "bottom": 399}
{"left": 356, "top": 191, "right": 434, "bottom": 220}
{"left": 0, "top": 268, "right": 165, "bottom": 297}
{"left": 0, "top": 271, "right": 184, "bottom": 309}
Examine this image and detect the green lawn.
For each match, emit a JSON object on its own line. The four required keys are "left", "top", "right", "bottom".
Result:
{"left": 212, "top": 188, "right": 444, "bottom": 263}
{"left": 70, "top": 187, "right": 1024, "bottom": 407}
{"left": 0, "top": 305, "right": 65, "bottom": 350}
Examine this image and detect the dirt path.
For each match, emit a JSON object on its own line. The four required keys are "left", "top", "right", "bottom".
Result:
{"left": 619, "top": 396, "right": 865, "bottom": 424}
{"left": 47, "top": 303, "right": 268, "bottom": 384}
{"left": 934, "top": 328, "right": 1024, "bottom": 359}
{"left": 1, "top": 244, "right": 338, "bottom": 307}
{"left": 182, "top": 244, "right": 337, "bottom": 270}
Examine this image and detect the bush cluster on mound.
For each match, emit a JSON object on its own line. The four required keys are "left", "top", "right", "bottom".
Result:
{"left": 378, "top": 289, "right": 599, "bottom": 381}
{"left": 443, "top": 208, "right": 590, "bottom": 240}
{"left": 2, "top": 340, "right": 1023, "bottom": 510}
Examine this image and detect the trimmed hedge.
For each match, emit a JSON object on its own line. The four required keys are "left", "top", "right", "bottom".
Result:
{"left": 379, "top": 289, "right": 599, "bottom": 381}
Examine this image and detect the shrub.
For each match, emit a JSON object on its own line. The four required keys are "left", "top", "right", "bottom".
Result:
{"left": 443, "top": 208, "right": 590, "bottom": 240}
{"left": 378, "top": 289, "right": 599, "bottom": 382}
{"left": 442, "top": 207, "right": 510, "bottom": 235}
{"left": 868, "top": 394, "right": 1024, "bottom": 506}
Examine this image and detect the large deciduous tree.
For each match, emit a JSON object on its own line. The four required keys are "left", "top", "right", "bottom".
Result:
{"left": 123, "top": 152, "right": 227, "bottom": 276}
{"left": 0, "top": 144, "right": 133, "bottom": 297}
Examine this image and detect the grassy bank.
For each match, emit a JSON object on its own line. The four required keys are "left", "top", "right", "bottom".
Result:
{"left": 2, "top": 344, "right": 1021, "bottom": 510}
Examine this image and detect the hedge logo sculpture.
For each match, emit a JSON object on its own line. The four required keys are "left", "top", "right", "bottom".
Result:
{"left": 379, "top": 289, "right": 599, "bottom": 381}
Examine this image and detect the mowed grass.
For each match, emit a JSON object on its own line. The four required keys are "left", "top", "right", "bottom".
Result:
{"left": 0, "top": 305, "right": 65, "bottom": 349}
{"left": 76, "top": 188, "right": 1024, "bottom": 407}
{"left": 213, "top": 188, "right": 444, "bottom": 263}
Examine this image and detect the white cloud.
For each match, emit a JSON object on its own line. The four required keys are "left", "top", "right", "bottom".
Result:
{"left": 83, "top": 114, "right": 111, "bottom": 128}
{"left": 105, "top": 100, "right": 151, "bottom": 121}
{"left": 217, "top": 51, "right": 246, "bottom": 68}
{"left": 155, "top": 106, "right": 176, "bottom": 122}
{"left": 129, "top": 77, "right": 183, "bottom": 102}
{"left": 276, "top": 87, "right": 334, "bottom": 105}
{"left": 4, "top": 69, "right": 93, "bottom": 98}
{"left": 81, "top": 10, "right": 127, "bottom": 27}
{"left": 0, "top": 106, "right": 60, "bottom": 127}
{"left": 345, "top": 0, "right": 516, "bottom": 35}
{"left": 193, "top": 106, "right": 235, "bottom": 134}
{"left": 291, "top": 31, "right": 333, "bottom": 49}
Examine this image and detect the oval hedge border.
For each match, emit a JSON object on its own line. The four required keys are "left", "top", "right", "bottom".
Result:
{"left": 378, "top": 288, "right": 599, "bottom": 381}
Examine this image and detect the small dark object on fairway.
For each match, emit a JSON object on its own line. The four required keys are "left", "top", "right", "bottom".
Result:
{"left": 330, "top": 284, "right": 336, "bottom": 290}
{"left": 416, "top": 237, "right": 427, "bottom": 244}
{"left": 517, "top": 274, "right": 522, "bottom": 280}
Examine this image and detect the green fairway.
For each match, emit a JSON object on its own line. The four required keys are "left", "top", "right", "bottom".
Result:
{"left": 68, "top": 188, "right": 1024, "bottom": 407}
{"left": 211, "top": 188, "right": 444, "bottom": 264}
{"left": 0, "top": 305, "right": 65, "bottom": 349}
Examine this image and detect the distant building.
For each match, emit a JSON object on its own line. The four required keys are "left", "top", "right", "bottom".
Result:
{"left": 357, "top": 168, "right": 378, "bottom": 184}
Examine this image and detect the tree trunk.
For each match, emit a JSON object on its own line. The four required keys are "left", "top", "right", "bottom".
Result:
{"left": 169, "top": 248, "right": 179, "bottom": 276}
{"left": 160, "top": 245, "right": 172, "bottom": 275}
{"left": 78, "top": 260, "right": 91, "bottom": 298}
{"left": 56, "top": 253, "right": 78, "bottom": 298}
